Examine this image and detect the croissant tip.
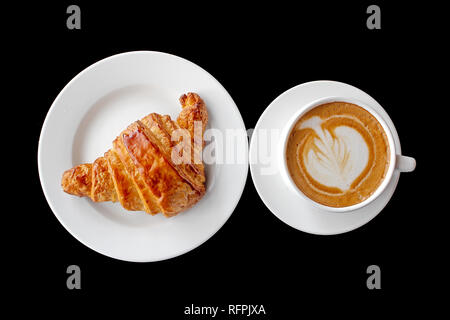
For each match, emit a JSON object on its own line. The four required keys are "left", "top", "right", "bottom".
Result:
{"left": 179, "top": 92, "right": 202, "bottom": 108}
{"left": 61, "top": 164, "right": 93, "bottom": 197}
{"left": 61, "top": 169, "right": 72, "bottom": 190}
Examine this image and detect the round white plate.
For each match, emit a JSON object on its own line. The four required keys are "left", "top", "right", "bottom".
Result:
{"left": 38, "top": 51, "right": 248, "bottom": 262}
{"left": 249, "top": 80, "right": 401, "bottom": 235}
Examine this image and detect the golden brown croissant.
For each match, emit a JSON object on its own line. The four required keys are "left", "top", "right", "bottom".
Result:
{"left": 61, "top": 93, "right": 208, "bottom": 217}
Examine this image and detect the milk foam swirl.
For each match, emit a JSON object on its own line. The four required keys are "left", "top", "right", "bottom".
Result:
{"left": 297, "top": 116, "right": 369, "bottom": 192}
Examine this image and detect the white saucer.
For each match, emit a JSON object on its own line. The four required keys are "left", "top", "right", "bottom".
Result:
{"left": 249, "top": 81, "right": 401, "bottom": 235}
{"left": 38, "top": 51, "right": 248, "bottom": 262}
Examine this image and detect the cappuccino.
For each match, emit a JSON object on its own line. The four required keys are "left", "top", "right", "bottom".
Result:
{"left": 286, "top": 101, "right": 390, "bottom": 207}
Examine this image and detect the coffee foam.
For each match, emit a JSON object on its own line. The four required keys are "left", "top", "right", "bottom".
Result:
{"left": 286, "top": 102, "right": 390, "bottom": 207}
{"left": 298, "top": 116, "right": 369, "bottom": 192}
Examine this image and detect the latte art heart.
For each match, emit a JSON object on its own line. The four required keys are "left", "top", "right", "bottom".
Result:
{"left": 299, "top": 117, "right": 369, "bottom": 192}
{"left": 286, "top": 102, "right": 390, "bottom": 208}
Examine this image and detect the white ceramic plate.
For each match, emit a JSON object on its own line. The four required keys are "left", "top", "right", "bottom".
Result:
{"left": 38, "top": 51, "right": 248, "bottom": 262}
{"left": 249, "top": 81, "right": 401, "bottom": 235}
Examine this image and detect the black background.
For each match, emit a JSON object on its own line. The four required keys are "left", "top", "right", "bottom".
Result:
{"left": 8, "top": 0, "right": 443, "bottom": 317}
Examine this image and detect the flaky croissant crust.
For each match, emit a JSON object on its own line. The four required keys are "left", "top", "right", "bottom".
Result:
{"left": 61, "top": 92, "right": 208, "bottom": 217}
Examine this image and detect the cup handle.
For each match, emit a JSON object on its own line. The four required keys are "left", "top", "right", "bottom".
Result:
{"left": 396, "top": 155, "right": 416, "bottom": 172}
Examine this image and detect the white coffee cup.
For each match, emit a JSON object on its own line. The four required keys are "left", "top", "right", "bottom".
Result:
{"left": 278, "top": 96, "right": 416, "bottom": 213}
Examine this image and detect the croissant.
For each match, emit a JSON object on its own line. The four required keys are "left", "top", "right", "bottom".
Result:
{"left": 61, "top": 92, "right": 208, "bottom": 217}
